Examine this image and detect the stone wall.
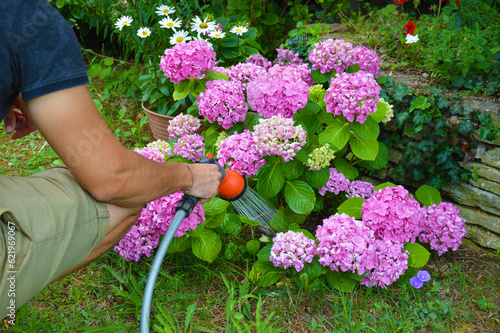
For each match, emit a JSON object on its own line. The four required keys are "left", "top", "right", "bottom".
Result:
{"left": 366, "top": 79, "right": 500, "bottom": 251}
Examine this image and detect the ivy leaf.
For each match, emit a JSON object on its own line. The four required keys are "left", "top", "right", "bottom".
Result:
{"left": 437, "top": 97, "right": 449, "bottom": 109}
{"left": 450, "top": 104, "right": 464, "bottom": 115}
{"left": 458, "top": 119, "right": 475, "bottom": 134}
{"left": 395, "top": 111, "right": 411, "bottom": 128}
{"left": 392, "top": 83, "right": 413, "bottom": 101}
{"left": 284, "top": 180, "right": 316, "bottom": 215}
{"left": 413, "top": 110, "right": 433, "bottom": 126}
{"left": 337, "top": 197, "right": 364, "bottom": 219}
{"left": 319, "top": 117, "right": 351, "bottom": 150}
{"left": 434, "top": 119, "right": 450, "bottom": 136}
{"left": 415, "top": 184, "right": 442, "bottom": 207}
{"left": 410, "top": 96, "right": 431, "bottom": 112}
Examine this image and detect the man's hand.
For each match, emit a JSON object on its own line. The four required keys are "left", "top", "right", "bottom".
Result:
{"left": 4, "top": 94, "right": 37, "bottom": 139}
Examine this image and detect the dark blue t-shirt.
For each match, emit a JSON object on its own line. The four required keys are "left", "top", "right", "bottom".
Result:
{"left": 0, "top": 0, "right": 89, "bottom": 120}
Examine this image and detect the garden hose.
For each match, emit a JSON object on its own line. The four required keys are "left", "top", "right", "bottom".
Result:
{"left": 140, "top": 156, "right": 247, "bottom": 332}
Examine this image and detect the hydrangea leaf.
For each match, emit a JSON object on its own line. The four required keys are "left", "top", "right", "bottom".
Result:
{"left": 270, "top": 209, "right": 291, "bottom": 232}
{"left": 260, "top": 13, "right": 280, "bottom": 25}
{"left": 256, "top": 163, "right": 285, "bottom": 198}
{"left": 319, "top": 117, "right": 350, "bottom": 150}
{"left": 374, "top": 182, "right": 396, "bottom": 191}
{"left": 166, "top": 236, "right": 190, "bottom": 254}
{"left": 368, "top": 141, "right": 388, "bottom": 170}
{"left": 370, "top": 101, "right": 387, "bottom": 122}
{"left": 246, "top": 240, "right": 261, "bottom": 255}
{"left": 203, "top": 198, "right": 230, "bottom": 215}
{"left": 250, "top": 262, "right": 283, "bottom": 287}
{"left": 284, "top": 180, "right": 316, "bottom": 215}
{"left": 415, "top": 184, "right": 442, "bottom": 207}
{"left": 404, "top": 243, "right": 431, "bottom": 268}
{"left": 337, "top": 197, "right": 364, "bottom": 219}
{"left": 351, "top": 117, "right": 380, "bottom": 140}
{"left": 221, "top": 213, "right": 243, "bottom": 235}
{"left": 349, "top": 135, "right": 378, "bottom": 161}
{"left": 311, "top": 69, "right": 333, "bottom": 84}
{"left": 295, "top": 108, "right": 321, "bottom": 134}
{"left": 203, "top": 211, "right": 226, "bottom": 229}
{"left": 326, "top": 270, "right": 358, "bottom": 293}
{"left": 191, "top": 229, "right": 221, "bottom": 263}
{"left": 303, "top": 260, "right": 323, "bottom": 279}
{"left": 221, "top": 47, "right": 238, "bottom": 59}
{"left": 283, "top": 159, "right": 307, "bottom": 180}
{"left": 305, "top": 168, "right": 329, "bottom": 189}
{"left": 334, "top": 158, "right": 359, "bottom": 180}
{"left": 240, "top": 215, "right": 263, "bottom": 227}
{"left": 257, "top": 243, "right": 273, "bottom": 262}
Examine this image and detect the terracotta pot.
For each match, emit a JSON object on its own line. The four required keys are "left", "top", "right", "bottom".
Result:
{"left": 141, "top": 102, "right": 209, "bottom": 141}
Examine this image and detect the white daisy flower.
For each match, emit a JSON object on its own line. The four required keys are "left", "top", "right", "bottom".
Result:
{"left": 406, "top": 34, "right": 419, "bottom": 44}
{"left": 159, "top": 17, "right": 181, "bottom": 31}
{"left": 191, "top": 16, "right": 216, "bottom": 35}
{"left": 137, "top": 27, "right": 151, "bottom": 38}
{"left": 156, "top": 4, "right": 175, "bottom": 16}
{"left": 170, "top": 30, "right": 192, "bottom": 45}
{"left": 230, "top": 26, "right": 248, "bottom": 36}
{"left": 209, "top": 30, "right": 225, "bottom": 39}
{"left": 115, "top": 15, "right": 133, "bottom": 31}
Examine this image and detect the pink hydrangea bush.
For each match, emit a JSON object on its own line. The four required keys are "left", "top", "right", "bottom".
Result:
{"left": 217, "top": 130, "right": 266, "bottom": 178}
{"left": 419, "top": 202, "right": 467, "bottom": 255}
{"left": 352, "top": 46, "right": 382, "bottom": 78}
{"left": 324, "top": 71, "right": 381, "bottom": 123}
{"left": 362, "top": 185, "right": 425, "bottom": 244}
{"left": 160, "top": 40, "right": 216, "bottom": 84}
{"left": 252, "top": 114, "right": 307, "bottom": 162}
{"left": 167, "top": 114, "right": 201, "bottom": 140}
{"left": 308, "top": 38, "right": 355, "bottom": 74}
{"left": 173, "top": 134, "right": 205, "bottom": 161}
{"left": 318, "top": 168, "right": 350, "bottom": 196}
{"left": 246, "top": 65, "right": 309, "bottom": 119}
{"left": 360, "top": 239, "right": 409, "bottom": 288}
{"left": 315, "top": 213, "right": 376, "bottom": 275}
{"left": 270, "top": 231, "right": 316, "bottom": 272}
{"left": 197, "top": 79, "right": 248, "bottom": 129}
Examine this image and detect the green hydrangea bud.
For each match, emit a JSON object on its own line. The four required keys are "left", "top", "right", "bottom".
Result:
{"left": 304, "top": 144, "right": 335, "bottom": 171}
{"left": 379, "top": 98, "right": 394, "bottom": 124}
{"left": 214, "top": 131, "right": 229, "bottom": 152}
{"left": 309, "top": 84, "right": 327, "bottom": 102}
{"left": 147, "top": 139, "right": 172, "bottom": 157}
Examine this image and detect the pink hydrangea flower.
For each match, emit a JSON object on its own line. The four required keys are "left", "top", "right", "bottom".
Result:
{"left": 134, "top": 146, "right": 166, "bottom": 162}
{"left": 246, "top": 65, "right": 309, "bottom": 118}
{"left": 318, "top": 168, "right": 350, "bottom": 196}
{"left": 228, "top": 62, "right": 267, "bottom": 88}
{"left": 173, "top": 134, "right": 205, "bottom": 161}
{"left": 146, "top": 140, "right": 172, "bottom": 158}
{"left": 252, "top": 114, "right": 307, "bottom": 162}
{"left": 246, "top": 53, "right": 272, "bottom": 70}
{"left": 308, "top": 38, "right": 355, "bottom": 74}
{"left": 315, "top": 213, "right": 376, "bottom": 275}
{"left": 197, "top": 79, "right": 248, "bottom": 129}
{"left": 324, "top": 71, "right": 381, "bottom": 123}
{"left": 360, "top": 239, "right": 409, "bottom": 288}
{"left": 419, "top": 202, "right": 467, "bottom": 255}
{"left": 347, "top": 180, "right": 375, "bottom": 199}
{"left": 160, "top": 40, "right": 216, "bottom": 83}
{"left": 211, "top": 66, "right": 231, "bottom": 76}
{"left": 353, "top": 46, "right": 382, "bottom": 78}
{"left": 270, "top": 231, "right": 316, "bottom": 272}
{"left": 217, "top": 130, "right": 266, "bottom": 178}
{"left": 362, "top": 185, "right": 425, "bottom": 244}
{"left": 273, "top": 46, "right": 303, "bottom": 66}
{"left": 167, "top": 114, "right": 201, "bottom": 140}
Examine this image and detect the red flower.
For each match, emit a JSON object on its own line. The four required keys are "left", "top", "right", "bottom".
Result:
{"left": 456, "top": 1, "right": 460, "bottom": 6}
{"left": 392, "top": 0, "right": 405, "bottom": 4}
{"left": 403, "top": 21, "right": 416, "bottom": 35}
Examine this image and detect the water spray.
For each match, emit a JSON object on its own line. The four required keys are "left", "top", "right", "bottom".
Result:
{"left": 140, "top": 155, "right": 279, "bottom": 332}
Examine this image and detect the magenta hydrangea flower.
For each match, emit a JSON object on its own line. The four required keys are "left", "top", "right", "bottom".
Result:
{"left": 419, "top": 202, "right": 467, "bottom": 256}
{"left": 347, "top": 180, "right": 375, "bottom": 199}
{"left": 197, "top": 79, "right": 248, "bottom": 129}
{"left": 273, "top": 46, "right": 303, "bottom": 66}
{"left": 360, "top": 239, "right": 409, "bottom": 288}
{"left": 315, "top": 213, "right": 376, "bottom": 275}
{"left": 324, "top": 71, "right": 381, "bottom": 124}
{"left": 352, "top": 46, "right": 382, "bottom": 78}
{"left": 246, "top": 53, "right": 272, "bottom": 70}
{"left": 252, "top": 114, "right": 307, "bottom": 162}
{"left": 134, "top": 146, "right": 166, "bottom": 162}
{"left": 318, "top": 168, "right": 350, "bottom": 196}
{"left": 270, "top": 231, "right": 316, "bottom": 272}
{"left": 167, "top": 114, "right": 201, "bottom": 140}
{"left": 308, "top": 38, "right": 355, "bottom": 74}
{"left": 246, "top": 65, "right": 309, "bottom": 118}
{"left": 228, "top": 62, "right": 267, "bottom": 88}
{"left": 211, "top": 66, "right": 231, "bottom": 76}
{"left": 217, "top": 130, "right": 266, "bottom": 178}
{"left": 160, "top": 40, "right": 216, "bottom": 84}
{"left": 362, "top": 185, "right": 425, "bottom": 244}
{"left": 173, "top": 134, "right": 205, "bottom": 161}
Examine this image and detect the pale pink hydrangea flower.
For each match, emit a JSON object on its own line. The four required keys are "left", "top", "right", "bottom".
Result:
{"left": 246, "top": 65, "right": 309, "bottom": 118}
{"left": 160, "top": 40, "right": 216, "bottom": 83}
{"left": 228, "top": 62, "right": 267, "bottom": 88}
{"left": 167, "top": 114, "right": 201, "bottom": 140}
{"left": 360, "top": 239, "right": 409, "bottom": 288}
{"left": 134, "top": 146, "right": 166, "bottom": 162}
{"left": 419, "top": 202, "right": 467, "bottom": 256}
{"left": 347, "top": 180, "right": 375, "bottom": 199}
{"left": 270, "top": 230, "right": 316, "bottom": 272}
{"left": 324, "top": 71, "right": 381, "bottom": 123}
{"left": 315, "top": 213, "right": 376, "bottom": 275}
{"left": 173, "top": 134, "right": 205, "bottom": 161}
{"left": 352, "top": 46, "right": 382, "bottom": 78}
{"left": 146, "top": 140, "right": 172, "bottom": 158}
{"left": 252, "top": 114, "right": 307, "bottom": 162}
{"left": 362, "top": 185, "right": 425, "bottom": 244}
{"left": 308, "top": 38, "right": 355, "bottom": 74}
{"left": 318, "top": 168, "right": 350, "bottom": 196}
{"left": 217, "top": 130, "right": 266, "bottom": 178}
{"left": 197, "top": 79, "right": 248, "bottom": 129}
{"left": 246, "top": 53, "right": 272, "bottom": 70}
